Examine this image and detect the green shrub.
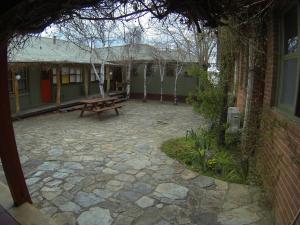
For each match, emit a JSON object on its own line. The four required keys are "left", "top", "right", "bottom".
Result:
{"left": 161, "top": 128, "right": 248, "bottom": 184}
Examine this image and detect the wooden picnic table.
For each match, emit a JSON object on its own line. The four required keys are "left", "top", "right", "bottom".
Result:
{"left": 79, "top": 96, "right": 125, "bottom": 118}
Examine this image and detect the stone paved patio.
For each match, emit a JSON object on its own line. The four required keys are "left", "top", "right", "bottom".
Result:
{"left": 1, "top": 100, "right": 272, "bottom": 225}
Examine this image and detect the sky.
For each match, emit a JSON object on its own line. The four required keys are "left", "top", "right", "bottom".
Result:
{"left": 40, "top": 12, "right": 218, "bottom": 71}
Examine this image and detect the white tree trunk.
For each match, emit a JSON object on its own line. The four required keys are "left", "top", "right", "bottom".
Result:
{"left": 160, "top": 79, "right": 163, "bottom": 103}
{"left": 91, "top": 62, "right": 104, "bottom": 98}
{"left": 143, "top": 64, "right": 147, "bottom": 102}
{"left": 126, "top": 62, "right": 132, "bottom": 98}
{"left": 159, "top": 63, "right": 165, "bottom": 103}
{"left": 174, "top": 74, "right": 178, "bottom": 105}
{"left": 99, "top": 61, "right": 105, "bottom": 98}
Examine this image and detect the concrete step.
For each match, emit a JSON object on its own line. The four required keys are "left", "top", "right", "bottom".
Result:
{"left": 0, "top": 183, "right": 60, "bottom": 225}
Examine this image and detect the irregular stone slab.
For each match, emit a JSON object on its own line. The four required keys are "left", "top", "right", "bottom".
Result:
{"left": 125, "top": 158, "right": 151, "bottom": 170}
{"left": 77, "top": 207, "right": 112, "bottom": 225}
{"left": 37, "top": 162, "right": 60, "bottom": 171}
{"left": 26, "top": 177, "right": 40, "bottom": 186}
{"left": 132, "top": 182, "right": 154, "bottom": 194}
{"left": 113, "top": 215, "right": 135, "bottom": 225}
{"left": 136, "top": 196, "right": 155, "bottom": 208}
{"left": 63, "top": 183, "right": 74, "bottom": 191}
{"left": 193, "top": 176, "right": 215, "bottom": 188}
{"left": 32, "top": 171, "right": 45, "bottom": 177}
{"left": 136, "top": 172, "right": 146, "bottom": 178}
{"left": 59, "top": 202, "right": 81, "bottom": 213}
{"left": 53, "top": 172, "right": 69, "bottom": 179}
{"left": 53, "top": 212, "right": 76, "bottom": 225}
{"left": 41, "top": 186, "right": 62, "bottom": 200}
{"left": 46, "top": 179, "right": 62, "bottom": 187}
{"left": 215, "top": 179, "right": 228, "bottom": 191}
{"left": 105, "top": 180, "right": 124, "bottom": 192}
{"left": 218, "top": 205, "right": 261, "bottom": 225}
{"left": 64, "top": 162, "right": 84, "bottom": 170}
{"left": 156, "top": 203, "right": 163, "bottom": 209}
{"left": 74, "top": 191, "right": 104, "bottom": 208}
{"left": 200, "top": 190, "right": 225, "bottom": 211}
{"left": 225, "top": 183, "right": 251, "bottom": 206}
{"left": 117, "top": 191, "right": 142, "bottom": 202}
{"left": 191, "top": 212, "right": 218, "bottom": 225}
{"left": 133, "top": 207, "right": 161, "bottom": 225}
{"left": 159, "top": 205, "right": 181, "bottom": 221}
{"left": 135, "top": 143, "right": 151, "bottom": 152}
{"left": 156, "top": 220, "right": 171, "bottom": 225}
{"left": 66, "top": 176, "right": 84, "bottom": 185}
{"left": 115, "top": 174, "right": 135, "bottom": 182}
{"left": 154, "top": 183, "right": 188, "bottom": 200}
{"left": 181, "top": 169, "right": 198, "bottom": 180}
{"left": 102, "top": 168, "right": 119, "bottom": 175}
{"left": 48, "top": 147, "right": 63, "bottom": 157}
{"left": 93, "top": 189, "right": 113, "bottom": 199}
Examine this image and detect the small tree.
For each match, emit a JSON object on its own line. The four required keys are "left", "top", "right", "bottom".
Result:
{"left": 59, "top": 18, "right": 116, "bottom": 97}
{"left": 151, "top": 45, "right": 167, "bottom": 102}
{"left": 143, "top": 63, "right": 147, "bottom": 101}
{"left": 173, "top": 49, "right": 185, "bottom": 105}
{"left": 121, "top": 26, "right": 143, "bottom": 98}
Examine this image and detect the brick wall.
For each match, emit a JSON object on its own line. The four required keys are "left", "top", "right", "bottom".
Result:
{"left": 259, "top": 11, "right": 300, "bottom": 225}
{"left": 235, "top": 9, "right": 300, "bottom": 225}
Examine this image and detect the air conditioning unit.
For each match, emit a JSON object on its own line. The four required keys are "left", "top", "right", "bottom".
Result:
{"left": 227, "top": 107, "right": 240, "bottom": 133}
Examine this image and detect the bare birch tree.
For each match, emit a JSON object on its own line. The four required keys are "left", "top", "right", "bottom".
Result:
{"left": 151, "top": 45, "right": 167, "bottom": 102}
{"left": 121, "top": 26, "right": 143, "bottom": 98}
{"left": 59, "top": 18, "right": 116, "bottom": 97}
{"left": 143, "top": 63, "right": 147, "bottom": 101}
{"left": 173, "top": 48, "right": 185, "bottom": 105}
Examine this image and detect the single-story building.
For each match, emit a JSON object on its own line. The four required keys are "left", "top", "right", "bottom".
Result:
{"left": 8, "top": 37, "right": 198, "bottom": 113}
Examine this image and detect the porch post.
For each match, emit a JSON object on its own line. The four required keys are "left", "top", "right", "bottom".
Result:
{"left": 56, "top": 65, "right": 61, "bottom": 107}
{"left": 0, "top": 41, "right": 32, "bottom": 206}
{"left": 84, "top": 65, "right": 89, "bottom": 97}
{"left": 12, "top": 70, "right": 20, "bottom": 113}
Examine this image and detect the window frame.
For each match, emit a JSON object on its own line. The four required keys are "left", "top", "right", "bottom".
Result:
{"left": 277, "top": 3, "right": 300, "bottom": 116}
{"left": 14, "top": 67, "right": 29, "bottom": 94}
{"left": 61, "top": 66, "right": 70, "bottom": 85}
{"left": 69, "top": 67, "right": 82, "bottom": 84}
{"left": 90, "top": 66, "right": 100, "bottom": 82}
{"left": 166, "top": 63, "right": 175, "bottom": 77}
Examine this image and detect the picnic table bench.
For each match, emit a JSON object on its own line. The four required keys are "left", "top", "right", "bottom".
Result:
{"left": 79, "top": 97, "right": 125, "bottom": 118}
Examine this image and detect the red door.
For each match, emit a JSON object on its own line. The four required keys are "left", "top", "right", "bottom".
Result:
{"left": 41, "top": 70, "right": 52, "bottom": 103}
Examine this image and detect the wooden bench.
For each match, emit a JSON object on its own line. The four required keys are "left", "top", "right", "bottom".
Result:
{"left": 92, "top": 103, "right": 125, "bottom": 116}
{"left": 79, "top": 97, "right": 125, "bottom": 118}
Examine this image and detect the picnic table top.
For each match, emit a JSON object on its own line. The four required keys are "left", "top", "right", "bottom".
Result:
{"left": 79, "top": 97, "right": 117, "bottom": 104}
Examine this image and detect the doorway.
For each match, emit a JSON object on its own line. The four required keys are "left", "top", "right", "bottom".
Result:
{"left": 40, "top": 69, "right": 52, "bottom": 103}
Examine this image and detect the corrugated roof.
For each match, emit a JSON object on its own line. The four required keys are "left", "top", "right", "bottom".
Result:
{"left": 9, "top": 37, "right": 197, "bottom": 64}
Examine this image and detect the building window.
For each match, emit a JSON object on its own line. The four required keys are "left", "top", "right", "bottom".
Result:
{"left": 278, "top": 5, "right": 300, "bottom": 117}
{"left": 146, "top": 63, "right": 154, "bottom": 77}
{"left": 132, "top": 65, "right": 138, "bottom": 77}
{"left": 16, "top": 68, "right": 29, "bottom": 93}
{"left": 166, "top": 64, "right": 175, "bottom": 77}
{"left": 52, "top": 68, "right": 57, "bottom": 84}
{"left": 61, "top": 67, "right": 70, "bottom": 84}
{"left": 91, "top": 67, "right": 100, "bottom": 82}
{"left": 70, "top": 68, "right": 82, "bottom": 83}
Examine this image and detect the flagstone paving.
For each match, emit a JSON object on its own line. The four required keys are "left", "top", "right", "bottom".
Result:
{"left": 1, "top": 100, "right": 273, "bottom": 225}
